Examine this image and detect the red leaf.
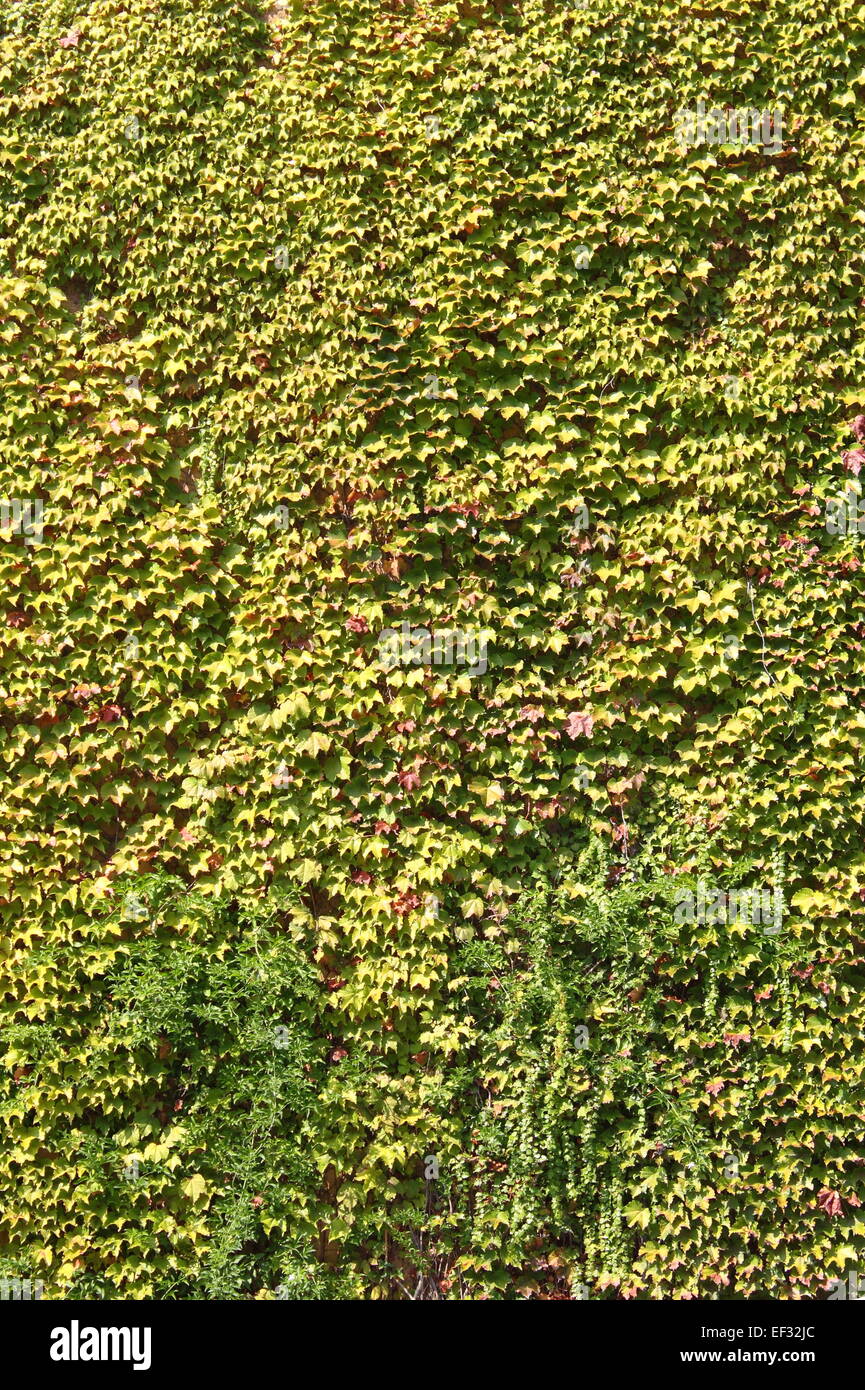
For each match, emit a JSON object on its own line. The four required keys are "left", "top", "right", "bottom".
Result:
{"left": 391, "top": 891, "right": 421, "bottom": 916}
{"left": 70, "top": 683, "right": 101, "bottom": 702}
{"left": 564, "top": 710, "right": 594, "bottom": 738}
{"left": 818, "top": 1189, "right": 844, "bottom": 1217}
{"left": 520, "top": 705, "right": 544, "bottom": 724}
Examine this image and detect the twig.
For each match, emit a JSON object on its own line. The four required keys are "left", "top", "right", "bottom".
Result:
{"left": 746, "top": 578, "right": 788, "bottom": 704}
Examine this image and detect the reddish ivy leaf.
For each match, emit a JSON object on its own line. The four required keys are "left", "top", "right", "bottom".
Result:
{"left": 818, "top": 1189, "right": 844, "bottom": 1217}
{"left": 564, "top": 711, "right": 594, "bottom": 738}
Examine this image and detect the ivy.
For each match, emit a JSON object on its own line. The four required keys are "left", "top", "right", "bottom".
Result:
{"left": 2, "top": 0, "right": 865, "bottom": 1300}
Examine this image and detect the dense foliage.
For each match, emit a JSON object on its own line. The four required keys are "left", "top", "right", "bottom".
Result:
{"left": 2, "top": 0, "right": 865, "bottom": 1298}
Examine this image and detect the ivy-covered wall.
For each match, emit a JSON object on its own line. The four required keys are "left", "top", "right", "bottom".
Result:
{"left": 1, "top": 0, "right": 864, "bottom": 1299}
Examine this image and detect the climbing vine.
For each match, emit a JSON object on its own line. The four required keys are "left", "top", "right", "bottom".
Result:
{"left": 2, "top": 0, "right": 865, "bottom": 1300}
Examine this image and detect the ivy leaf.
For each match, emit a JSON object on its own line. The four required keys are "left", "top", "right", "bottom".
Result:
{"left": 182, "top": 1175, "right": 209, "bottom": 1203}
{"left": 564, "top": 711, "right": 594, "bottom": 738}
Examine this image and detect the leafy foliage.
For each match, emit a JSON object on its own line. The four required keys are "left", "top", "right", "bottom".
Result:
{"left": 448, "top": 851, "right": 865, "bottom": 1299}
{"left": 2, "top": 0, "right": 865, "bottom": 1299}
